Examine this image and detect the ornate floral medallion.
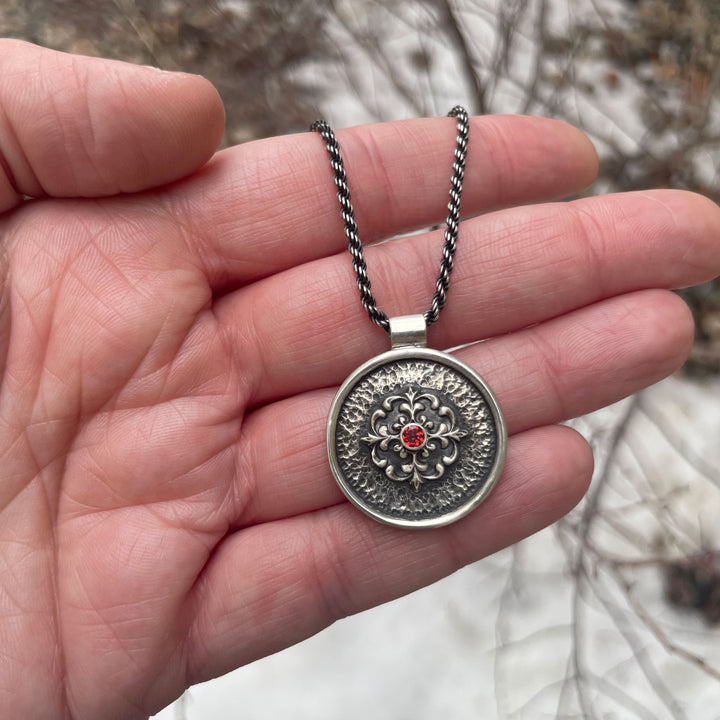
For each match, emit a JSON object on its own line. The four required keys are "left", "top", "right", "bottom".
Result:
{"left": 327, "top": 346, "right": 506, "bottom": 529}
{"left": 362, "top": 387, "right": 466, "bottom": 491}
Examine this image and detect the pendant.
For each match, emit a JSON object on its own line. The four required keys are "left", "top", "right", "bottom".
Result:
{"left": 327, "top": 315, "right": 506, "bottom": 529}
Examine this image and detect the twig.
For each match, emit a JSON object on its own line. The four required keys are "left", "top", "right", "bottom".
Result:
{"left": 587, "top": 669, "right": 664, "bottom": 720}
{"left": 637, "top": 395, "right": 720, "bottom": 490}
{"left": 437, "top": 0, "right": 487, "bottom": 113}
{"left": 622, "top": 575, "right": 720, "bottom": 684}
{"left": 583, "top": 564, "right": 690, "bottom": 720}
{"left": 111, "top": 0, "right": 178, "bottom": 70}
{"left": 564, "top": 396, "right": 640, "bottom": 717}
{"left": 520, "top": 0, "right": 547, "bottom": 114}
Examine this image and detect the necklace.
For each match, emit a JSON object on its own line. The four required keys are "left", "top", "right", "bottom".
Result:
{"left": 311, "top": 107, "right": 506, "bottom": 529}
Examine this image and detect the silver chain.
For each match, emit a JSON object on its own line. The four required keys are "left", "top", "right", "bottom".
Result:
{"left": 310, "top": 105, "right": 469, "bottom": 332}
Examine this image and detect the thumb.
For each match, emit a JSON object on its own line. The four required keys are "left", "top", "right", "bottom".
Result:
{"left": 0, "top": 40, "right": 225, "bottom": 212}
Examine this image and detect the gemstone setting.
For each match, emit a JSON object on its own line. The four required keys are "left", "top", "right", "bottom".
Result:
{"left": 401, "top": 424, "right": 426, "bottom": 449}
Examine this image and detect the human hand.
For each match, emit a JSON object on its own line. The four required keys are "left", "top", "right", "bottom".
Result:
{"left": 1, "top": 41, "right": 718, "bottom": 720}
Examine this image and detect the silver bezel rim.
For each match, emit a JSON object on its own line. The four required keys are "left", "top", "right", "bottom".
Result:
{"left": 327, "top": 347, "right": 507, "bottom": 529}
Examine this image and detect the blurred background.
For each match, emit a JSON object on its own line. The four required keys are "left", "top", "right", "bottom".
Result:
{"left": 3, "top": 0, "right": 719, "bottom": 717}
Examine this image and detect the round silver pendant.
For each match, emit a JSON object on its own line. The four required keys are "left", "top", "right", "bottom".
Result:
{"left": 327, "top": 346, "right": 506, "bottom": 529}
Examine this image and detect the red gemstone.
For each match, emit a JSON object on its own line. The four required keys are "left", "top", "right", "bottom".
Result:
{"left": 401, "top": 424, "right": 426, "bottom": 449}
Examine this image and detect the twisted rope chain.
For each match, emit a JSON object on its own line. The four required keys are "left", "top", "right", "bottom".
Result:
{"left": 310, "top": 106, "right": 469, "bottom": 332}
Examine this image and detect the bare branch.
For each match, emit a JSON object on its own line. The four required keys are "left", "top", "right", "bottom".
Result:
{"left": 622, "top": 575, "right": 720, "bottom": 683}
{"left": 437, "top": 0, "right": 487, "bottom": 113}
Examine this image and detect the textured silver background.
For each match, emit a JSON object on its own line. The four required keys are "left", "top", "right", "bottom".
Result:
{"left": 333, "top": 357, "right": 499, "bottom": 522}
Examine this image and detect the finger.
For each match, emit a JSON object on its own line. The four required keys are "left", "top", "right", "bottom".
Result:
{"left": 168, "top": 114, "right": 597, "bottom": 287}
{"left": 187, "top": 423, "right": 592, "bottom": 682}
{"left": 0, "top": 40, "right": 224, "bottom": 211}
{"left": 0, "top": 246, "right": 8, "bottom": 378}
{"left": 232, "top": 288, "right": 692, "bottom": 526}
{"left": 216, "top": 189, "right": 720, "bottom": 405}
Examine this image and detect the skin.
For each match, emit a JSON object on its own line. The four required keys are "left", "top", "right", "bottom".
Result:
{"left": 0, "top": 39, "right": 718, "bottom": 720}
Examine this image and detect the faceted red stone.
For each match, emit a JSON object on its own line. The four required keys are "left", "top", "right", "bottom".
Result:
{"left": 401, "top": 424, "right": 426, "bottom": 449}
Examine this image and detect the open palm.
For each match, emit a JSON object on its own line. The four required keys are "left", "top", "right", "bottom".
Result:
{"left": 1, "top": 42, "right": 718, "bottom": 720}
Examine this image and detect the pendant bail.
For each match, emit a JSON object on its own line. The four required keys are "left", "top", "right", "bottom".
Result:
{"left": 389, "top": 314, "right": 427, "bottom": 349}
